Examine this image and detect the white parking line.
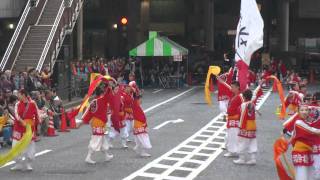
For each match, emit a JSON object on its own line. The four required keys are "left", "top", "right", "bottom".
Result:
{"left": 153, "top": 119, "right": 185, "bottom": 130}
{"left": 152, "top": 89, "right": 164, "bottom": 94}
{"left": 123, "top": 87, "right": 272, "bottom": 180}
{"left": 153, "top": 121, "right": 171, "bottom": 130}
{"left": 144, "top": 87, "right": 197, "bottom": 113}
{"left": 76, "top": 87, "right": 196, "bottom": 123}
{"left": 0, "top": 149, "right": 52, "bottom": 168}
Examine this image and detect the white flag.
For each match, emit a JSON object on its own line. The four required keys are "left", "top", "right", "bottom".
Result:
{"left": 235, "top": 0, "right": 264, "bottom": 65}
{"left": 234, "top": 0, "right": 264, "bottom": 90}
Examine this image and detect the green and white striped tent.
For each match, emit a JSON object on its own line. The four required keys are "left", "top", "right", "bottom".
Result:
{"left": 129, "top": 33, "right": 188, "bottom": 57}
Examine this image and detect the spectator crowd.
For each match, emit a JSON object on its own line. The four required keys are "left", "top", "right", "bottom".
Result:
{"left": 0, "top": 57, "right": 138, "bottom": 150}
{"left": 0, "top": 55, "right": 309, "bottom": 150}
{"left": 70, "top": 57, "right": 132, "bottom": 96}
{"left": 70, "top": 57, "right": 187, "bottom": 89}
{"left": 0, "top": 67, "right": 64, "bottom": 149}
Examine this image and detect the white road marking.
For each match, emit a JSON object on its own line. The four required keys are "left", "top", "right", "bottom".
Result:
{"left": 153, "top": 89, "right": 164, "bottom": 94}
{"left": 1, "top": 88, "right": 196, "bottom": 172}
{"left": 0, "top": 149, "right": 52, "bottom": 168}
{"left": 76, "top": 118, "right": 82, "bottom": 123}
{"left": 256, "top": 89, "right": 272, "bottom": 110}
{"left": 153, "top": 119, "right": 185, "bottom": 130}
{"left": 123, "top": 114, "right": 225, "bottom": 180}
{"left": 75, "top": 87, "right": 195, "bottom": 123}
{"left": 123, "top": 87, "right": 272, "bottom": 180}
{"left": 144, "top": 87, "right": 197, "bottom": 113}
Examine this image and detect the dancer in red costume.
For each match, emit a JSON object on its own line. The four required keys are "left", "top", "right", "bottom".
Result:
{"left": 11, "top": 89, "right": 40, "bottom": 171}
{"left": 78, "top": 86, "right": 114, "bottom": 164}
{"left": 234, "top": 89, "right": 257, "bottom": 165}
{"left": 290, "top": 104, "right": 320, "bottom": 180}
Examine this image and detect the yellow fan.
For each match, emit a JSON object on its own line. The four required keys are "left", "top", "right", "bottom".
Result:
{"left": 205, "top": 66, "right": 221, "bottom": 105}
{"left": 208, "top": 66, "right": 221, "bottom": 75}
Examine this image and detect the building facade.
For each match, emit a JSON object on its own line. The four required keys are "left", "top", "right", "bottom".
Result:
{"left": 1, "top": 0, "right": 320, "bottom": 63}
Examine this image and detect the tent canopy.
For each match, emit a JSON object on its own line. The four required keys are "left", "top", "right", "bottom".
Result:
{"left": 129, "top": 32, "right": 188, "bottom": 57}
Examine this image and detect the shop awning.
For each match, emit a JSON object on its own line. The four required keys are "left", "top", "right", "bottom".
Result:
{"left": 129, "top": 32, "right": 188, "bottom": 57}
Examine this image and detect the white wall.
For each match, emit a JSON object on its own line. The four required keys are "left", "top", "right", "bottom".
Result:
{"left": 0, "top": 0, "right": 27, "bottom": 18}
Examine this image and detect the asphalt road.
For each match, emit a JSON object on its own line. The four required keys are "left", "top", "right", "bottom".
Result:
{"left": 0, "top": 86, "right": 304, "bottom": 180}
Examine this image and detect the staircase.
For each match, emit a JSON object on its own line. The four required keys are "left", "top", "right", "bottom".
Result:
{"left": 15, "top": 26, "right": 52, "bottom": 71}
{"left": 38, "top": 0, "right": 63, "bottom": 25}
{"left": 0, "top": 0, "right": 84, "bottom": 72}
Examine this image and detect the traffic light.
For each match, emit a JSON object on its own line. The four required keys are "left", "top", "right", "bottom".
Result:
{"left": 121, "top": 17, "right": 128, "bottom": 25}
{"left": 120, "top": 17, "right": 128, "bottom": 37}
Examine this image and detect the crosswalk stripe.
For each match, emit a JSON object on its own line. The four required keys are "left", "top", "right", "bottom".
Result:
{"left": 123, "top": 87, "right": 272, "bottom": 180}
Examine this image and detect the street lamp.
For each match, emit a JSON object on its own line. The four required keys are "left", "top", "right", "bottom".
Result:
{"left": 112, "top": 23, "right": 118, "bottom": 29}
{"left": 8, "top": 24, "right": 14, "bottom": 30}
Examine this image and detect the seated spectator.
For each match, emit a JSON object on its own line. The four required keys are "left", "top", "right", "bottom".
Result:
{"left": 0, "top": 99, "right": 13, "bottom": 147}
{"left": 40, "top": 66, "right": 52, "bottom": 89}
{"left": 44, "top": 90, "right": 60, "bottom": 129}
{"left": 43, "top": 90, "right": 55, "bottom": 132}
{"left": 32, "top": 91, "right": 49, "bottom": 136}
{"left": 0, "top": 73, "right": 13, "bottom": 93}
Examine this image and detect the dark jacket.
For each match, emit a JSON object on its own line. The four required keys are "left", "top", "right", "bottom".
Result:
{"left": 26, "top": 76, "right": 36, "bottom": 92}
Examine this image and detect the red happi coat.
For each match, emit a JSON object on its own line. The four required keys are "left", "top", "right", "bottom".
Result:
{"left": 133, "top": 99, "right": 148, "bottom": 135}
{"left": 227, "top": 93, "right": 244, "bottom": 128}
{"left": 309, "top": 105, "right": 320, "bottom": 154}
{"left": 285, "top": 91, "right": 303, "bottom": 115}
{"left": 283, "top": 113, "right": 300, "bottom": 133}
{"left": 82, "top": 90, "right": 111, "bottom": 136}
{"left": 226, "top": 68, "right": 234, "bottom": 85}
{"left": 123, "top": 92, "right": 134, "bottom": 121}
{"left": 291, "top": 119, "right": 320, "bottom": 166}
{"left": 261, "top": 70, "right": 272, "bottom": 80}
{"left": 217, "top": 77, "right": 233, "bottom": 102}
{"left": 13, "top": 98, "right": 39, "bottom": 141}
{"left": 109, "top": 88, "right": 126, "bottom": 132}
{"left": 238, "top": 101, "right": 256, "bottom": 139}
{"left": 252, "top": 85, "right": 263, "bottom": 105}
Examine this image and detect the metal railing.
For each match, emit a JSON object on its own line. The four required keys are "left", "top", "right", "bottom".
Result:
{"left": 0, "top": 0, "right": 47, "bottom": 71}
{"left": 0, "top": 0, "right": 32, "bottom": 71}
{"left": 36, "top": 0, "right": 84, "bottom": 72}
{"left": 35, "top": 0, "right": 48, "bottom": 25}
{"left": 36, "top": 1, "right": 65, "bottom": 72}
{"left": 12, "top": 26, "right": 31, "bottom": 70}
